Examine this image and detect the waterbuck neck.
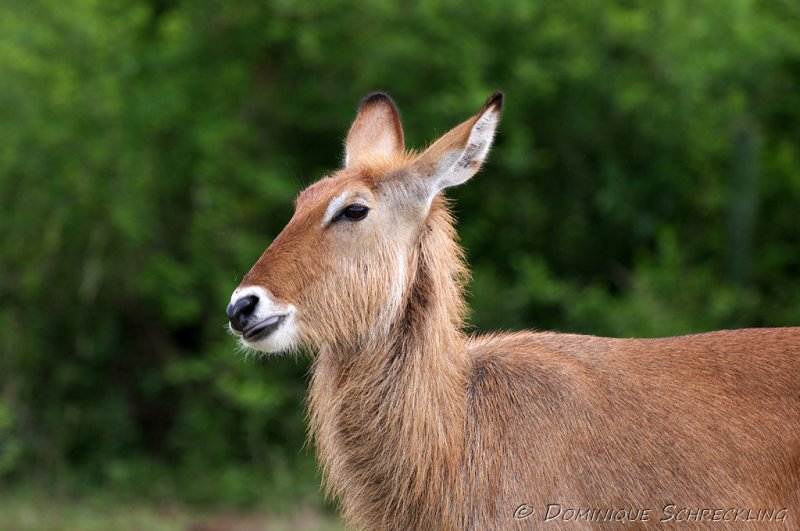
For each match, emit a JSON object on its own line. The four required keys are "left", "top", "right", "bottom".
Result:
{"left": 308, "top": 197, "right": 471, "bottom": 528}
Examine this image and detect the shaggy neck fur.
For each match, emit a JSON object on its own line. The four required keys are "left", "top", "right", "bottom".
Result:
{"left": 308, "top": 197, "right": 471, "bottom": 529}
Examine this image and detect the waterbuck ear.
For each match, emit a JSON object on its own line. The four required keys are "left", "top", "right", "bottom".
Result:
{"left": 413, "top": 91, "right": 503, "bottom": 196}
{"left": 344, "top": 92, "right": 405, "bottom": 168}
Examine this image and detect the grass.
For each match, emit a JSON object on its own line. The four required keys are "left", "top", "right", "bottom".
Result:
{"left": 0, "top": 489, "right": 344, "bottom": 531}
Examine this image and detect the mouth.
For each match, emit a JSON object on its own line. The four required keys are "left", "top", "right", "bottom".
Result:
{"left": 243, "top": 315, "right": 287, "bottom": 341}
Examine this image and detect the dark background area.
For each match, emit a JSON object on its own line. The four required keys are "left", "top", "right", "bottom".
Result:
{"left": 1, "top": 0, "right": 799, "bottom": 526}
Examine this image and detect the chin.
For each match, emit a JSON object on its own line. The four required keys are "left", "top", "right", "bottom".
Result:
{"left": 237, "top": 313, "right": 301, "bottom": 354}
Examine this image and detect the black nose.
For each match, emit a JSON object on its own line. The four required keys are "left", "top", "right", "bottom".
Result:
{"left": 227, "top": 295, "right": 259, "bottom": 332}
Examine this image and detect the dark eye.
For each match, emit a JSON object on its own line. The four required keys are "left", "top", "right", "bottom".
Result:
{"left": 335, "top": 203, "right": 369, "bottom": 222}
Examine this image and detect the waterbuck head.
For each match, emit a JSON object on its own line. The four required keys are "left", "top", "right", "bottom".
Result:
{"left": 227, "top": 92, "right": 503, "bottom": 354}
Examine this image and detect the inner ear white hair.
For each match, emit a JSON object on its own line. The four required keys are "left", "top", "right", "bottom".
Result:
{"left": 412, "top": 92, "right": 504, "bottom": 197}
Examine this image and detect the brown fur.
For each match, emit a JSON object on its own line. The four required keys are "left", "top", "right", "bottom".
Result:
{"left": 236, "top": 94, "right": 800, "bottom": 529}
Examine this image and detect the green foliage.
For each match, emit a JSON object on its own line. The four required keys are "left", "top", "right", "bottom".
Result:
{"left": 0, "top": 488, "right": 344, "bottom": 531}
{"left": 1, "top": 0, "right": 799, "bottom": 507}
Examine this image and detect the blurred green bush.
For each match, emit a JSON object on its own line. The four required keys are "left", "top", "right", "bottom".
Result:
{"left": 1, "top": 0, "right": 798, "bottom": 507}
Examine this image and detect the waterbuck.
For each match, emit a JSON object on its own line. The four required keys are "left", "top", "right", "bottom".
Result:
{"left": 227, "top": 92, "right": 799, "bottom": 529}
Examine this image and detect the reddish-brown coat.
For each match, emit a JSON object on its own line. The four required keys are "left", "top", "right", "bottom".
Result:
{"left": 235, "top": 94, "right": 800, "bottom": 530}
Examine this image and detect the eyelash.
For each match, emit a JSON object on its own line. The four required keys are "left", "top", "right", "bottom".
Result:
{"left": 333, "top": 203, "right": 369, "bottom": 222}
